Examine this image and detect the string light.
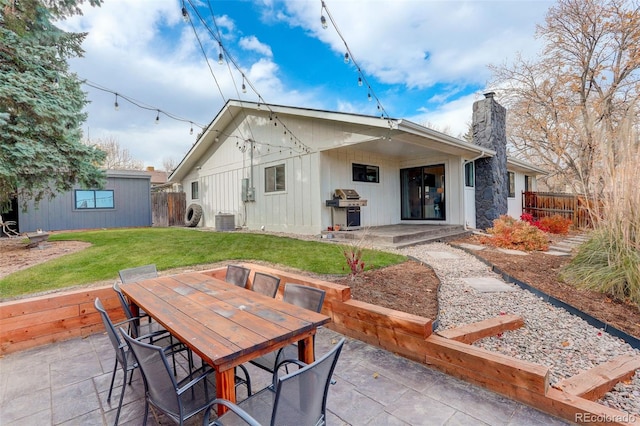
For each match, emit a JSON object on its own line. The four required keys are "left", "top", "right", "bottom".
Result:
{"left": 81, "top": 79, "right": 205, "bottom": 135}
{"left": 217, "top": 42, "right": 224, "bottom": 64}
{"left": 181, "top": 7, "right": 188, "bottom": 22}
{"left": 320, "top": 0, "right": 391, "bottom": 121}
{"left": 183, "top": 0, "right": 312, "bottom": 155}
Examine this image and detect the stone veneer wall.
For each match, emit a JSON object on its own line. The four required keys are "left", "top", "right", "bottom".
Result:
{"left": 473, "top": 92, "right": 508, "bottom": 229}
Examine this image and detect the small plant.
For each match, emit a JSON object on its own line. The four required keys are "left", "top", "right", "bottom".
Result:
{"left": 340, "top": 228, "right": 371, "bottom": 278}
{"left": 481, "top": 215, "right": 549, "bottom": 251}
{"left": 342, "top": 246, "right": 365, "bottom": 277}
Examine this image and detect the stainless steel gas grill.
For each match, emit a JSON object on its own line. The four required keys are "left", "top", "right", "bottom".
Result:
{"left": 325, "top": 189, "right": 368, "bottom": 230}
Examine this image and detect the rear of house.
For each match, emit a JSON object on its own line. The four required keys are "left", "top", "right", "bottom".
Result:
{"left": 169, "top": 97, "right": 544, "bottom": 234}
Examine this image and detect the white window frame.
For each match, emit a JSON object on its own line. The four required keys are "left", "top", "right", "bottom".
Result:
{"left": 265, "top": 164, "right": 285, "bottom": 193}
{"left": 191, "top": 181, "right": 199, "bottom": 200}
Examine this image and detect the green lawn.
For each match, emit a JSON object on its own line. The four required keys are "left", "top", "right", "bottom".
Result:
{"left": 0, "top": 228, "right": 406, "bottom": 299}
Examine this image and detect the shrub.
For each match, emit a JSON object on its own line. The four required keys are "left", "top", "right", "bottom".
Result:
{"left": 481, "top": 215, "right": 549, "bottom": 251}
{"left": 561, "top": 229, "right": 640, "bottom": 306}
{"left": 520, "top": 213, "right": 572, "bottom": 234}
{"left": 538, "top": 215, "right": 572, "bottom": 235}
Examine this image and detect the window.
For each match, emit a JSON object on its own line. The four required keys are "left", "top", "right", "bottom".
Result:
{"left": 525, "top": 175, "right": 534, "bottom": 192}
{"left": 265, "top": 164, "right": 285, "bottom": 192}
{"left": 464, "top": 162, "right": 475, "bottom": 187}
{"left": 191, "top": 181, "right": 199, "bottom": 199}
{"left": 75, "top": 190, "right": 114, "bottom": 209}
{"left": 352, "top": 163, "right": 379, "bottom": 183}
{"left": 508, "top": 171, "right": 515, "bottom": 198}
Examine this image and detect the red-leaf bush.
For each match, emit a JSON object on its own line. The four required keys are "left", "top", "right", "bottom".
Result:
{"left": 481, "top": 215, "right": 549, "bottom": 251}
{"left": 520, "top": 213, "right": 572, "bottom": 235}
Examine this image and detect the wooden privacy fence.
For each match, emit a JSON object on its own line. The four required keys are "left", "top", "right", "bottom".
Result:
{"left": 151, "top": 192, "right": 186, "bottom": 227}
{"left": 522, "top": 191, "right": 591, "bottom": 229}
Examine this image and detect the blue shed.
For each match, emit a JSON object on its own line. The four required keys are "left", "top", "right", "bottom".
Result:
{"left": 17, "top": 170, "right": 152, "bottom": 233}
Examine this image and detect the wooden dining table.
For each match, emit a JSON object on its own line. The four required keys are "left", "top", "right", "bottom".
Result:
{"left": 120, "top": 271, "right": 331, "bottom": 415}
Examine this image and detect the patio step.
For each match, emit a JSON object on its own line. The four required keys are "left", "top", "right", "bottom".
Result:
{"left": 332, "top": 225, "right": 471, "bottom": 250}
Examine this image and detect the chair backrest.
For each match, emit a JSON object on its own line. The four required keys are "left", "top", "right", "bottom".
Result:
{"left": 271, "top": 338, "right": 345, "bottom": 426}
{"left": 118, "top": 264, "right": 158, "bottom": 284}
{"left": 120, "top": 328, "right": 181, "bottom": 415}
{"left": 225, "top": 264, "right": 251, "bottom": 288}
{"left": 94, "top": 298, "right": 127, "bottom": 367}
{"left": 283, "top": 283, "right": 326, "bottom": 313}
{"left": 113, "top": 282, "right": 135, "bottom": 319}
{"left": 251, "top": 272, "right": 281, "bottom": 298}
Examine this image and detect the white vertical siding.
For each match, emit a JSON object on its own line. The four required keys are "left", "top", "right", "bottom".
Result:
{"left": 507, "top": 170, "right": 526, "bottom": 219}
{"left": 321, "top": 148, "right": 401, "bottom": 229}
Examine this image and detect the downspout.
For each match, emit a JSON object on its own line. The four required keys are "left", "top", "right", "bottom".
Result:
{"left": 461, "top": 151, "right": 486, "bottom": 230}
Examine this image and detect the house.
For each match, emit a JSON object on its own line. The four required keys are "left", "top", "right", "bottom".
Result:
{"left": 168, "top": 94, "right": 545, "bottom": 234}
{"left": 16, "top": 170, "right": 152, "bottom": 233}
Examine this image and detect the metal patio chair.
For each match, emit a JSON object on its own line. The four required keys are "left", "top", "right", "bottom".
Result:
{"left": 202, "top": 338, "right": 345, "bottom": 426}
{"left": 120, "top": 328, "right": 218, "bottom": 426}
{"left": 95, "top": 298, "right": 186, "bottom": 425}
{"left": 250, "top": 272, "right": 281, "bottom": 298}
{"left": 225, "top": 264, "right": 251, "bottom": 288}
{"left": 248, "top": 284, "right": 326, "bottom": 376}
{"left": 116, "top": 264, "right": 159, "bottom": 328}
{"left": 118, "top": 264, "right": 158, "bottom": 284}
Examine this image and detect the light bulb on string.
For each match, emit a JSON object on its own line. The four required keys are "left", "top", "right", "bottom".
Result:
{"left": 155, "top": 110, "right": 160, "bottom": 125}
{"left": 114, "top": 94, "right": 119, "bottom": 111}
{"left": 218, "top": 42, "right": 224, "bottom": 65}
{"left": 344, "top": 52, "right": 349, "bottom": 64}
{"left": 357, "top": 76, "right": 362, "bottom": 87}
{"left": 367, "top": 92, "right": 372, "bottom": 102}
{"left": 181, "top": 7, "right": 188, "bottom": 22}
{"left": 189, "top": 122, "right": 194, "bottom": 135}
{"left": 241, "top": 76, "right": 247, "bottom": 93}
{"left": 320, "top": 15, "right": 327, "bottom": 29}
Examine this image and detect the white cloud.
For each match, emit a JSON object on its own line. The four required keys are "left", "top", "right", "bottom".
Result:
{"left": 239, "top": 36, "right": 273, "bottom": 57}
{"left": 282, "top": 0, "right": 550, "bottom": 89}
{"left": 412, "top": 92, "right": 483, "bottom": 137}
{"left": 54, "top": 0, "right": 554, "bottom": 167}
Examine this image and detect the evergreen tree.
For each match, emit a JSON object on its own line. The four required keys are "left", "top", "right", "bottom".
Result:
{"left": 0, "top": 0, "right": 105, "bottom": 211}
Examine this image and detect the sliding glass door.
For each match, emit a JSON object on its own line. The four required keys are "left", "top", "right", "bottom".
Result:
{"left": 400, "top": 165, "right": 445, "bottom": 220}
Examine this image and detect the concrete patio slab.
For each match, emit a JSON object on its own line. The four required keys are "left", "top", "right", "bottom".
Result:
{"left": 0, "top": 327, "right": 569, "bottom": 426}
{"left": 462, "top": 277, "right": 518, "bottom": 293}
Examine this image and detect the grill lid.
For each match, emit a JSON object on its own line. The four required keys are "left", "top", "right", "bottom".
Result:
{"left": 335, "top": 189, "right": 360, "bottom": 200}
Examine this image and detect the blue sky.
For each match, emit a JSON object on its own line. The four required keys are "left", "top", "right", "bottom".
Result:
{"left": 59, "top": 0, "right": 554, "bottom": 169}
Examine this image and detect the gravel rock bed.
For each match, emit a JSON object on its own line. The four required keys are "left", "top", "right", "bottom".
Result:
{"left": 396, "top": 242, "right": 640, "bottom": 417}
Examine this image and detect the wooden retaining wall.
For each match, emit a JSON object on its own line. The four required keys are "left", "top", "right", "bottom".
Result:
{"left": 0, "top": 286, "right": 125, "bottom": 354}
{"left": 0, "top": 262, "right": 636, "bottom": 425}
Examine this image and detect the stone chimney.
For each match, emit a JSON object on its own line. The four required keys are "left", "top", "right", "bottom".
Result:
{"left": 473, "top": 92, "right": 508, "bottom": 229}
